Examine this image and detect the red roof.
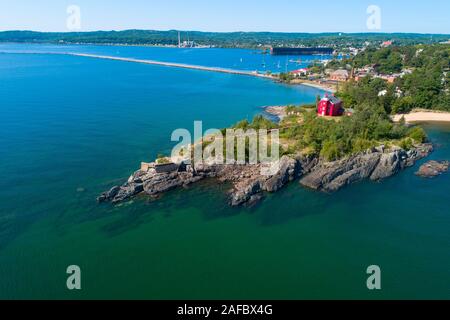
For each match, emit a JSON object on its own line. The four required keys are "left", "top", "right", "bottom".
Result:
{"left": 321, "top": 94, "right": 341, "bottom": 104}
{"left": 291, "top": 68, "right": 309, "bottom": 74}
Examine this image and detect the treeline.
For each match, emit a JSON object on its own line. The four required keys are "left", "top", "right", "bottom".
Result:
{"left": 0, "top": 30, "right": 448, "bottom": 49}
{"left": 353, "top": 47, "right": 404, "bottom": 73}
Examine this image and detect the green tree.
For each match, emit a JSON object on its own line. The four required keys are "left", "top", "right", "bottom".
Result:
{"left": 408, "top": 126, "right": 427, "bottom": 143}
{"left": 320, "top": 140, "right": 341, "bottom": 161}
{"left": 392, "top": 96, "right": 414, "bottom": 114}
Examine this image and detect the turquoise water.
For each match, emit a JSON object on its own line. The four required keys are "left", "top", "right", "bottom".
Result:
{"left": 0, "top": 45, "right": 449, "bottom": 300}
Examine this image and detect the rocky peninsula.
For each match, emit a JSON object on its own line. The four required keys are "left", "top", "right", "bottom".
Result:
{"left": 98, "top": 143, "right": 433, "bottom": 207}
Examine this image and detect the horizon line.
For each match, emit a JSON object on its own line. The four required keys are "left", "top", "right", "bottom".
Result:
{"left": 1, "top": 29, "right": 449, "bottom": 36}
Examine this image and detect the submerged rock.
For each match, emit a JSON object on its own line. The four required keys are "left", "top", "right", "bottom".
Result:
{"left": 415, "top": 160, "right": 449, "bottom": 178}
{"left": 97, "top": 186, "right": 121, "bottom": 203}
{"left": 230, "top": 179, "right": 262, "bottom": 207}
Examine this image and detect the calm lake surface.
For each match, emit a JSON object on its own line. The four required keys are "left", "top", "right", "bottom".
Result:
{"left": 0, "top": 44, "right": 449, "bottom": 299}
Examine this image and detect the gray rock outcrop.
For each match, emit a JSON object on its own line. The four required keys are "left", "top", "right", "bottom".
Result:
{"left": 98, "top": 144, "right": 434, "bottom": 206}
{"left": 369, "top": 150, "right": 405, "bottom": 181}
{"left": 300, "top": 144, "right": 433, "bottom": 192}
{"left": 300, "top": 152, "right": 382, "bottom": 192}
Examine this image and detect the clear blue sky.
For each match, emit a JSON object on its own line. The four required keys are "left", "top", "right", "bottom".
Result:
{"left": 0, "top": 0, "right": 449, "bottom": 34}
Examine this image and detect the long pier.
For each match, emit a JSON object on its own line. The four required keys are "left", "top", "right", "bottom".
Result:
{"left": 0, "top": 50, "right": 272, "bottom": 79}
{"left": 68, "top": 53, "right": 273, "bottom": 78}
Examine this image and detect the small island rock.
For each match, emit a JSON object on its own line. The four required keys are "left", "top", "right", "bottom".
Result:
{"left": 415, "top": 161, "right": 449, "bottom": 178}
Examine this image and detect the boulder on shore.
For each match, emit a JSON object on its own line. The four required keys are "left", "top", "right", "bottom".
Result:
{"left": 415, "top": 160, "right": 449, "bottom": 178}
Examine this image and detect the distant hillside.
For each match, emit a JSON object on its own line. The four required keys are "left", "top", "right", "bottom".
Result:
{"left": 0, "top": 30, "right": 448, "bottom": 49}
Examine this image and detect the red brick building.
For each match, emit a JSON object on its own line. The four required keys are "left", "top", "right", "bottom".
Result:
{"left": 317, "top": 95, "right": 344, "bottom": 117}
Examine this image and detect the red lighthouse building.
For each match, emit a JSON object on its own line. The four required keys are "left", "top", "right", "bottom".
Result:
{"left": 317, "top": 94, "right": 344, "bottom": 117}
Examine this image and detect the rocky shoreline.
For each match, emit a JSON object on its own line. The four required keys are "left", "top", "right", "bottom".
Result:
{"left": 98, "top": 143, "right": 434, "bottom": 207}
{"left": 263, "top": 106, "right": 288, "bottom": 120}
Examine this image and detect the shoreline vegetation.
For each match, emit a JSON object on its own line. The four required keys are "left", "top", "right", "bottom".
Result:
{"left": 98, "top": 108, "right": 433, "bottom": 206}
{"left": 266, "top": 106, "right": 450, "bottom": 124}
{"left": 98, "top": 43, "right": 449, "bottom": 206}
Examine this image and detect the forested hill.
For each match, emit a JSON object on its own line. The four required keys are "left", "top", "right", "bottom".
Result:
{"left": 0, "top": 30, "right": 449, "bottom": 48}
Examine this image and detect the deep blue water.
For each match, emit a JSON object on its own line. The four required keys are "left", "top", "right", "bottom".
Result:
{"left": 0, "top": 43, "right": 333, "bottom": 72}
{"left": 0, "top": 44, "right": 449, "bottom": 300}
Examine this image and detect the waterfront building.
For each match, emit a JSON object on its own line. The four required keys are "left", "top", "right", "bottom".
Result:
{"left": 317, "top": 94, "right": 344, "bottom": 117}
{"left": 330, "top": 69, "right": 349, "bottom": 81}
{"left": 290, "top": 68, "right": 309, "bottom": 77}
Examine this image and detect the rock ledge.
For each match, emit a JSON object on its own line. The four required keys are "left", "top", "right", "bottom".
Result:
{"left": 98, "top": 144, "right": 434, "bottom": 206}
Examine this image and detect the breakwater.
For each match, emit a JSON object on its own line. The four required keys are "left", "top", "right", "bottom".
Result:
{"left": 69, "top": 53, "right": 273, "bottom": 78}
{"left": 0, "top": 51, "right": 274, "bottom": 79}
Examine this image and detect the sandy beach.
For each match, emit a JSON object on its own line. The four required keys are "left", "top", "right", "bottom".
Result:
{"left": 392, "top": 110, "right": 450, "bottom": 123}
{"left": 289, "top": 79, "right": 337, "bottom": 93}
